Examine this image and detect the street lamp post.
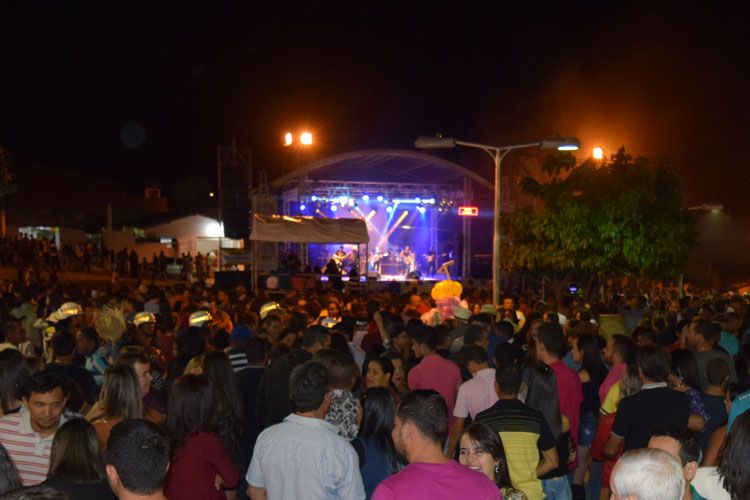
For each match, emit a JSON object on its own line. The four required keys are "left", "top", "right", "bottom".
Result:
{"left": 415, "top": 135, "right": 581, "bottom": 307}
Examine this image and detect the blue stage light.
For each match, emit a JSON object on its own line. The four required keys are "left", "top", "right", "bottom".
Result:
{"left": 299, "top": 203, "right": 306, "bottom": 211}
{"left": 330, "top": 204, "right": 338, "bottom": 212}
{"left": 386, "top": 205, "right": 393, "bottom": 213}
{"left": 362, "top": 194, "right": 370, "bottom": 201}
{"left": 376, "top": 195, "right": 384, "bottom": 202}
{"left": 418, "top": 206, "right": 426, "bottom": 214}
{"left": 311, "top": 195, "right": 317, "bottom": 201}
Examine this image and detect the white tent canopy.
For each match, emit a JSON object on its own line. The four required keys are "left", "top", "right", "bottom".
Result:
{"left": 250, "top": 215, "right": 369, "bottom": 244}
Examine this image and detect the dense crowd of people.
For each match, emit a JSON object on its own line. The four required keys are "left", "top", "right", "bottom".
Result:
{"left": 0, "top": 270, "right": 749, "bottom": 499}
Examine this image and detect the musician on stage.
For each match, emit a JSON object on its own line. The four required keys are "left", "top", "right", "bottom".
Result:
{"left": 425, "top": 247, "right": 436, "bottom": 276}
{"left": 400, "top": 245, "right": 415, "bottom": 274}
{"left": 333, "top": 246, "right": 346, "bottom": 271}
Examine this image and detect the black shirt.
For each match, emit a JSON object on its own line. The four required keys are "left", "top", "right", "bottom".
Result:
{"left": 611, "top": 384, "right": 690, "bottom": 452}
{"left": 41, "top": 477, "right": 117, "bottom": 500}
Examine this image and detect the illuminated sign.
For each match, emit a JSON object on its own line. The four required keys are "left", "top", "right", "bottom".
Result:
{"left": 458, "top": 206, "right": 478, "bottom": 216}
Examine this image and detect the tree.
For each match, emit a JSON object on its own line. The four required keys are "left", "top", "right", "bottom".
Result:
{"left": 0, "top": 147, "right": 18, "bottom": 237}
{"left": 500, "top": 147, "right": 696, "bottom": 300}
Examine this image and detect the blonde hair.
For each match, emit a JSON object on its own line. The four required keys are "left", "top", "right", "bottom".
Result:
{"left": 95, "top": 306, "right": 125, "bottom": 342}
{"left": 184, "top": 355, "right": 205, "bottom": 375}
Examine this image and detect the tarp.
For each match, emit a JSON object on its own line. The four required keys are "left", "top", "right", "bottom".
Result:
{"left": 250, "top": 215, "right": 370, "bottom": 244}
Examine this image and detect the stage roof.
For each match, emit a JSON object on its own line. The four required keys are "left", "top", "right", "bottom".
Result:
{"left": 250, "top": 215, "right": 369, "bottom": 244}
{"left": 270, "top": 149, "right": 493, "bottom": 191}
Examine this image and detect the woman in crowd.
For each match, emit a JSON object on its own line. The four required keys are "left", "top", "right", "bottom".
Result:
{"left": 351, "top": 387, "right": 398, "bottom": 500}
{"left": 668, "top": 349, "right": 709, "bottom": 431}
{"left": 381, "top": 351, "right": 409, "bottom": 398}
{"left": 570, "top": 333, "right": 608, "bottom": 498}
{"left": 87, "top": 364, "right": 147, "bottom": 448}
{"left": 0, "top": 443, "right": 21, "bottom": 496}
{"left": 0, "top": 349, "right": 30, "bottom": 417}
{"left": 164, "top": 374, "right": 239, "bottom": 500}
{"left": 692, "top": 409, "right": 750, "bottom": 499}
{"left": 526, "top": 362, "right": 572, "bottom": 500}
{"left": 201, "top": 351, "right": 244, "bottom": 469}
{"left": 40, "top": 418, "right": 117, "bottom": 499}
{"left": 457, "top": 422, "right": 527, "bottom": 500}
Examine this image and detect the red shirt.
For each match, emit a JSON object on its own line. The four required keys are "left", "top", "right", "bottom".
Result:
{"left": 165, "top": 431, "right": 239, "bottom": 500}
{"left": 550, "top": 360, "right": 583, "bottom": 467}
{"left": 408, "top": 354, "right": 462, "bottom": 428}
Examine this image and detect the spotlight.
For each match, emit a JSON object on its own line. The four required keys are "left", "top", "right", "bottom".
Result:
{"left": 331, "top": 205, "right": 338, "bottom": 212}
{"left": 311, "top": 195, "right": 317, "bottom": 201}
{"left": 299, "top": 203, "right": 306, "bottom": 211}
{"left": 416, "top": 197, "right": 422, "bottom": 203}
{"left": 418, "top": 205, "right": 426, "bottom": 214}
{"left": 362, "top": 194, "right": 370, "bottom": 201}
{"left": 386, "top": 205, "right": 393, "bottom": 213}
{"left": 376, "top": 195, "right": 384, "bottom": 202}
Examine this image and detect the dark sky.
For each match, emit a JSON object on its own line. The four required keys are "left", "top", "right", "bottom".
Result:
{"left": 1, "top": 2, "right": 749, "bottom": 210}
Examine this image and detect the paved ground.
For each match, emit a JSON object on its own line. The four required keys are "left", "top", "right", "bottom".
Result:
{"left": 0, "top": 266, "right": 185, "bottom": 288}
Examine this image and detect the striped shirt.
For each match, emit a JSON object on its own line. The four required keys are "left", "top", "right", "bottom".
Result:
{"left": 476, "top": 398, "right": 556, "bottom": 500}
{"left": 0, "top": 409, "right": 70, "bottom": 485}
{"left": 227, "top": 350, "right": 249, "bottom": 372}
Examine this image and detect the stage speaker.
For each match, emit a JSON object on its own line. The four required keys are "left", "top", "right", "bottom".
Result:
{"left": 221, "top": 167, "right": 250, "bottom": 239}
{"left": 407, "top": 270, "right": 421, "bottom": 280}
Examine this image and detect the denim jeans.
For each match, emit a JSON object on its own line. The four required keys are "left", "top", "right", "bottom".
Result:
{"left": 542, "top": 475, "right": 573, "bottom": 500}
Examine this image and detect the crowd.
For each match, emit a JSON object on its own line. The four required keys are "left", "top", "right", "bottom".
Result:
{"left": 0, "top": 234, "right": 216, "bottom": 282}
{"left": 0, "top": 270, "right": 749, "bottom": 499}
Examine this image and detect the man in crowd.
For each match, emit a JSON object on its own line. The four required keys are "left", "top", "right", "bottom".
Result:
{"left": 600, "top": 335, "right": 636, "bottom": 416}
{"left": 372, "top": 390, "right": 501, "bottom": 500}
{"left": 476, "top": 363, "right": 558, "bottom": 500}
{"left": 115, "top": 349, "right": 164, "bottom": 417}
{"left": 610, "top": 448, "right": 685, "bottom": 500}
{"left": 604, "top": 344, "right": 694, "bottom": 457}
{"left": 648, "top": 425, "right": 706, "bottom": 500}
{"left": 247, "top": 361, "right": 364, "bottom": 499}
{"left": 407, "top": 324, "right": 462, "bottom": 429}
{"left": 446, "top": 344, "right": 497, "bottom": 457}
{"left": 258, "top": 325, "right": 331, "bottom": 427}
{"left": 685, "top": 319, "right": 737, "bottom": 392}
{"left": 0, "top": 371, "right": 70, "bottom": 485}
{"left": 536, "top": 322, "right": 582, "bottom": 467}
{"left": 106, "top": 419, "right": 170, "bottom": 500}
{"left": 44, "top": 330, "right": 98, "bottom": 413}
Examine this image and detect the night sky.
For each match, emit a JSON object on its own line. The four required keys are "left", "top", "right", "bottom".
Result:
{"left": 1, "top": 2, "right": 749, "bottom": 213}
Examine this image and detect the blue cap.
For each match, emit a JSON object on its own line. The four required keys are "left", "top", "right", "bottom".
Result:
{"left": 231, "top": 324, "right": 252, "bottom": 342}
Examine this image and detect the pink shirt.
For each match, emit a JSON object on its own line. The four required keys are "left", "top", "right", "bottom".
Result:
{"left": 550, "top": 360, "right": 583, "bottom": 466}
{"left": 408, "top": 354, "right": 462, "bottom": 427}
{"left": 372, "top": 460, "right": 501, "bottom": 500}
{"left": 453, "top": 368, "right": 499, "bottom": 420}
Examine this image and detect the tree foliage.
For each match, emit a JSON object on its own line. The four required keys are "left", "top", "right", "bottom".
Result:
{"left": 500, "top": 147, "right": 696, "bottom": 285}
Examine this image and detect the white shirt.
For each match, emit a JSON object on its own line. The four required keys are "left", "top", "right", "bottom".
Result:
{"left": 692, "top": 467, "right": 730, "bottom": 500}
{"left": 246, "top": 413, "right": 365, "bottom": 500}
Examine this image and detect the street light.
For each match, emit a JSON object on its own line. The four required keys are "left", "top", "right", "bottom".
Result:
{"left": 593, "top": 147, "right": 604, "bottom": 160}
{"left": 415, "top": 134, "right": 581, "bottom": 307}
{"left": 283, "top": 131, "right": 313, "bottom": 146}
{"left": 688, "top": 203, "right": 724, "bottom": 212}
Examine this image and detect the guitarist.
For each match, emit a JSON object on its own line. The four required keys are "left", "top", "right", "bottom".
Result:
{"left": 400, "top": 245, "right": 415, "bottom": 274}
{"left": 333, "top": 246, "right": 346, "bottom": 271}
{"left": 425, "top": 247, "right": 436, "bottom": 276}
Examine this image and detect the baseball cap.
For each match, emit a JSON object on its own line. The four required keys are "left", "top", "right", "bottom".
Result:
{"left": 231, "top": 324, "right": 252, "bottom": 343}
